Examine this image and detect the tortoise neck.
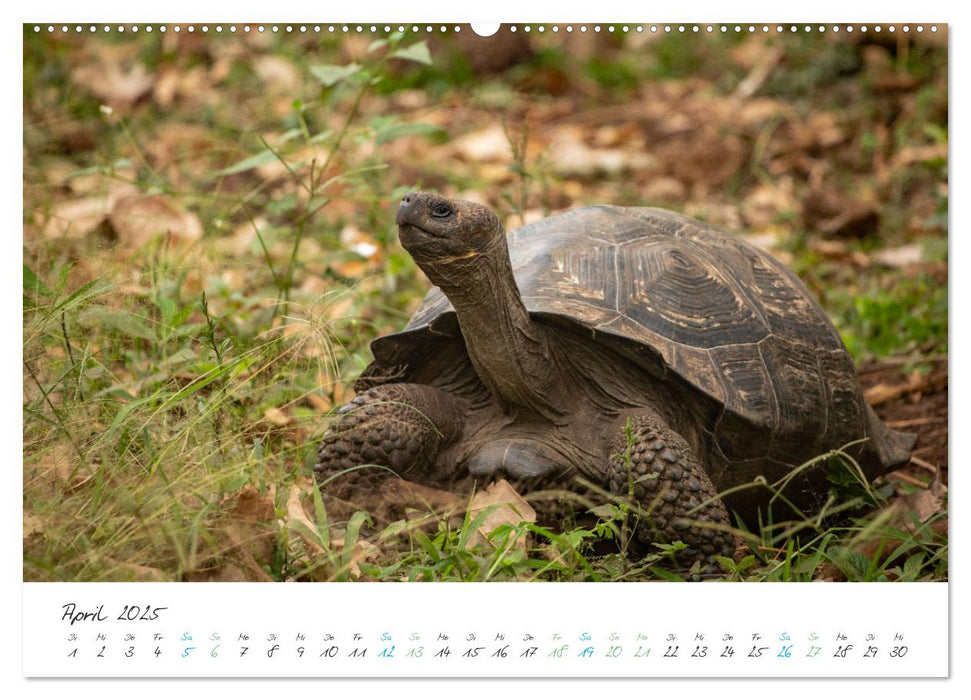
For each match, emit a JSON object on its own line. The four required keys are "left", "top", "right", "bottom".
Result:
{"left": 432, "top": 240, "right": 566, "bottom": 421}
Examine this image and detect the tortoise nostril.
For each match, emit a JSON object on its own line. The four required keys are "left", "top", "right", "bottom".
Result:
{"left": 396, "top": 193, "right": 420, "bottom": 226}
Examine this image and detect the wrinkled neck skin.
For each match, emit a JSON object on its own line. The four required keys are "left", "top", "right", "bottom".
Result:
{"left": 424, "top": 240, "right": 567, "bottom": 424}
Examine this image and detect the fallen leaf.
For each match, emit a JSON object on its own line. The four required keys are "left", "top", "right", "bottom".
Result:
{"left": 42, "top": 196, "right": 113, "bottom": 240}
{"left": 641, "top": 176, "right": 686, "bottom": 203}
{"left": 818, "top": 204, "right": 880, "bottom": 239}
{"left": 742, "top": 230, "right": 785, "bottom": 254}
{"left": 27, "top": 443, "right": 97, "bottom": 492}
{"left": 802, "top": 181, "right": 880, "bottom": 239}
{"left": 451, "top": 124, "right": 513, "bottom": 162}
{"left": 339, "top": 224, "right": 380, "bottom": 260}
{"left": 253, "top": 55, "right": 301, "bottom": 93}
{"left": 151, "top": 66, "right": 212, "bottom": 109}
{"left": 307, "top": 393, "right": 332, "bottom": 412}
{"left": 733, "top": 45, "right": 783, "bottom": 99}
{"left": 184, "top": 486, "right": 276, "bottom": 582}
{"left": 892, "top": 472, "right": 947, "bottom": 532}
{"left": 283, "top": 484, "right": 325, "bottom": 555}
{"left": 101, "top": 557, "right": 168, "bottom": 582}
{"left": 891, "top": 143, "right": 947, "bottom": 169}
{"left": 872, "top": 244, "right": 924, "bottom": 268}
{"left": 23, "top": 510, "right": 44, "bottom": 540}
{"left": 109, "top": 193, "right": 204, "bottom": 248}
{"left": 548, "top": 127, "right": 655, "bottom": 178}
{"left": 72, "top": 60, "right": 156, "bottom": 107}
{"left": 378, "top": 479, "right": 466, "bottom": 519}
{"left": 865, "top": 370, "right": 948, "bottom": 406}
{"left": 231, "top": 485, "right": 277, "bottom": 522}
{"left": 466, "top": 479, "right": 536, "bottom": 549}
{"left": 330, "top": 259, "right": 369, "bottom": 278}
{"left": 740, "top": 182, "right": 797, "bottom": 229}
{"left": 263, "top": 406, "right": 292, "bottom": 426}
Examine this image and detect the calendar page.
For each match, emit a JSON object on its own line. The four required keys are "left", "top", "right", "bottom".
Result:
{"left": 19, "top": 8, "right": 951, "bottom": 686}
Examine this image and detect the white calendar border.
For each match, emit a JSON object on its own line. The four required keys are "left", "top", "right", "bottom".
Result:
{"left": 22, "top": 581, "right": 949, "bottom": 679}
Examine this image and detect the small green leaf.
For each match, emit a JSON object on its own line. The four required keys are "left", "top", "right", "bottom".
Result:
{"left": 306, "top": 196, "right": 331, "bottom": 216}
{"left": 309, "top": 63, "right": 362, "bottom": 86}
{"left": 391, "top": 42, "right": 432, "bottom": 65}
{"left": 95, "top": 311, "right": 156, "bottom": 341}
{"left": 24, "top": 265, "right": 53, "bottom": 296}
{"left": 374, "top": 121, "right": 444, "bottom": 145}
{"left": 215, "top": 150, "right": 277, "bottom": 176}
{"left": 308, "top": 128, "right": 334, "bottom": 144}
{"left": 647, "top": 567, "right": 686, "bottom": 582}
{"left": 712, "top": 555, "right": 737, "bottom": 572}
{"left": 902, "top": 552, "right": 925, "bottom": 581}
{"left": 156, "top": 295, "right": 178, "bottom": 325}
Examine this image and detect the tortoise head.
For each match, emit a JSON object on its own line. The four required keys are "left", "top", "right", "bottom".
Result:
{"left": 396, "top": 192, "right": 504, "bottom": 281}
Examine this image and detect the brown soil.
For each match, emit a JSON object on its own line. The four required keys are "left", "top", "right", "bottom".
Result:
{"left": 859, "top": 356, "right": 948, "bottom": 485}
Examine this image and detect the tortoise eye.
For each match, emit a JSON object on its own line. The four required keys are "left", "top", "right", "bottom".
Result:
{"left": 430, "top": 204, "right": 453, "bottom": 218}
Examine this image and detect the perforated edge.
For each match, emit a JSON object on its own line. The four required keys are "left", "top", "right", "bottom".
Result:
{"left": 30, "top": 23, "right": 942, "bottom": 36}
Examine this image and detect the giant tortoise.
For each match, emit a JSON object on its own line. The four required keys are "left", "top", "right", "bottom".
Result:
{"left": 315, "top": 191, "right": 914, "bottom": 564}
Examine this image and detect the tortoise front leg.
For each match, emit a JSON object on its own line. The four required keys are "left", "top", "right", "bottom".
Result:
{"left": 604, "top": 412, "right": 736, "bottom": 568}
{"left": 315, "top": 383, "right": 465, "bottom": 499}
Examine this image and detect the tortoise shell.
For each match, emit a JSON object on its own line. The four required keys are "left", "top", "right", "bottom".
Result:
{"left": 364, "top": 206, "right": 910, "bottom": 482}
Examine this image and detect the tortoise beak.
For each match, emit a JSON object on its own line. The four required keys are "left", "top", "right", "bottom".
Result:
{"left": 396, "top": 192, "right": 422, "bottom": 227}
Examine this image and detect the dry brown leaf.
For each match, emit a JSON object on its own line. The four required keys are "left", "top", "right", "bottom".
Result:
{"left": 109, "top": 193, "right": 204, "bottom": 248}
{"left": 143, "top": 123, "right": 218, "bottom": 181}
{"left": 152, "top": 69, "right": 182, "bottom": 109}
{"left": 865, "top": 370, "right": 948, "bottom": 406}
{"left": 742, "top": 230, "right": 785, "bottom": 254}
{"left": 62, "top": 167, "right": 140, "bottom": 198}
{"left": 378, "top": 479, "right": 466, "bottom": 519}
{"left": 283, "top": 484, "right": 325, "bottom": 555}
{"left": 892, "top": 473, "right": 947, "bottom": 532}
{"left": 740, "top": 183, "right": 797, "bottom": 229}
{"left": 307, "top": 393, "right": 333, "bottom": 412}
{"left": 42, "top": 196, "right": 113, "bottom": 240}
{"left": 592, "top": 123, "right": 640, "bottom": 148}
{"left": 184, "top": 486, "right": 277, "bottom": 582}
{"left": 253, "top": 55, "right": 301, "bottom": 93}
{"left": 23, "top": 510, "right": 44, "bottom": 540}
{"left": 466, "top": 479, "right": 536, "bottom": 549}
{"left": 231, "top": 484, "right": 277, "bottom": 522}
{"left": 329, "top": 538, "right": 381, "bottom": 580}
{"left": 101, "top": 557, "right": 168, "bottom": 582}
{"left": 330, "top": 259, "right": 368, "bottom": 278}
{"left": 263, "top": 406, "right": 292, "bottom": 426}
{"left": 818, "top": 204, "right": 880, "bottom": 239}
{"left": 733, "top": 46, "right": 783, "bottom": 99}
{"left": 809, "top": 238, "right": 850, "bottom": 258}
{"left": 641, "top": 176, "right": 686, "bottom": 203}
{"left": 451, "top": 124, "right": 514, "bottom": 162}
{"left": 804, "top": 111, "right": 846, "bottom": 149}
{"left": 209, "top": 56, "right": 234, "bottom": 85}
{"left": 151, "top": 66, "right": 211, "bottom": 109}
{"left": 548, "top": 127, "right": 655, "bottom": 178}
{"left": 891, "top": 143, "right": 947, "bottom": 170}
{"left": 734, "top": 97, "right": 792, "bottom": 128}
{"left": 40, "top": 175, "right": 141, "bottom": 238}
{"left": 339, "top": 224, "right": 380, "bottom": 260}
{"left": 871, "top": 244, "right": 924, "bottom": 268}
{"left": 27, "top": 443, "right": 98, "bottom": 492}
{"left": 72, "top": 60, "right": 156, "bottom": 107}
{"left": 212, "top": 216, "right": 266, "bottom": 257}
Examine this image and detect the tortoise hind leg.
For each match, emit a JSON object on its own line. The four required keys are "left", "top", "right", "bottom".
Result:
{"left": 315, "top": 383, "right": 465, "bottom": 500}
{"left": 604, "top": 412, "right": 735, "bottom": 569}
